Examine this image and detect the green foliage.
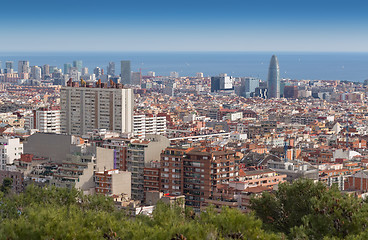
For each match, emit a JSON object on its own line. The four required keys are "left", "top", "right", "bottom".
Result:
{"left": 0, "top": 177, "right": 13, "bottom": 195}
{"left": 0, "top": 185, "right": 280, "bottom": 240}
{"left": 251, "top": 178, "right": 368, "bottom": 240}
{"left": 291, "top": 191, "right": 368, "bottom": 240}
{"left": 250, "top": 178, "right": 328, "bottom": 234}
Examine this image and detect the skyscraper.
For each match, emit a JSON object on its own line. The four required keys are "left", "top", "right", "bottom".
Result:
{"left": 107, "top": 62, "right": 115, "bottom": 76}
{"left": 18, "top": 61, "right": 29, "bottom": 74}
{"left": 64, "top": 63, "right": 72, "bottom": 74}
{"left": 31, "top": 66, "right": 42, "bottom": 80}
{"left": 5, "top": 61, "right": 14, "bottom": 74}
{"left": 120, "top": 60, "right": 131, "bottom": 85}
{"left": 81, "top": 67, "right": 88, "bottom": 75}
{"left": 241, "top": 77, "right": 259, "bottom": 98}
{"left": 131, "top": 72, "right": 142, "bottom": 85}
{"left": 94, "top": 67, "right": 102, "bottom": 77}
{"left": 43, "top": 64, "right": 50, "bottom": 78}
{"left": 267, "top": 55, "right": 280, "bottom": 98}
{"left": 73, "top": 60, "right": 83, "bottom": 72}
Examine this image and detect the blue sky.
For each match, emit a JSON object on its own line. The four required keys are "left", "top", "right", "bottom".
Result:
{"left": 1, "top": 0, "right": 368, "bottom": 52}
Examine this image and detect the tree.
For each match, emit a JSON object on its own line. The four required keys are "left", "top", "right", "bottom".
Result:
{"left": 0, "top": 178, "right": 13, "bottom": 195}
{"left": 0, "top": 185, "right": 282, "bottom": 240}
{"left": 250, "top": 178, "right": 329, "bottom": 234}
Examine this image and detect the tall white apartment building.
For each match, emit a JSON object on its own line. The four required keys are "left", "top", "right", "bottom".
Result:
{"left": 0, "top": 137, "right": 23, "bottom": 170}
{"left": 61, "top": 83, "right": 134, "bottom": 136}
{"left": 24, "top": 108, "right": 61, "bottom": 134}
{"left": 133, "top": 114, "right": 167, "bottom": 139}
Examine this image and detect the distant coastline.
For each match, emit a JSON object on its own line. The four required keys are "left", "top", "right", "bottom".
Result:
{"left": 1, "top": 51, "right": 368, "bottom": 82}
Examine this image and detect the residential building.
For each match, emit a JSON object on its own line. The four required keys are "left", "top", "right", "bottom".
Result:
{"left": 0, "top": 137, "right": 23, "bottom": 170}
{"left": 24, "top": 107, "right": 61, "bottom": 134}
{"left": 133, "top": 114, "right": 167, "bottom": 139}
{"left": 183, "top": 147, "right": 240, "bottom": 209}
{"left": 107, "top": 62, "right": 115, "bottom": 76}
{"left": 95, "top": 169, "right": 131, "bottom": 197}
{"left": 60, "top": 83, "right": 134, "bottom": 136}
{"left": 127, "top": 135, "right": 170, "bottom": 201}
{"left": 50, "top": 147, "right": 114, "bottom": 194}
{"left": 18, "top": 60, "right": 29, "bottom": 74}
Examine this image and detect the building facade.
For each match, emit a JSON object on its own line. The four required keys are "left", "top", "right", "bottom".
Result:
{"left": 25, "top": 107, "right": 61, "bottom": 134}
{"left": 60, "top": 84, "right": 134, "bottom": 136}
{"left": 267, "top": 55, "right": 280, "bottom": 98}
{"left": 0, "top": 137, "right": 23, "bottom": 170}
{"left": 121, "top": 60, "right": 131, "bottom": 85}
{"left": 133, "top": 114, "right": 167, "bottom": 139}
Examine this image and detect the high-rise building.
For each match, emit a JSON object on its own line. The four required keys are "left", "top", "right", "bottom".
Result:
{"left": 131, "top": 72, "right": 142, "bottom": 85}
{"left": 73, "top": 60, "right": 83, "bottom": 72}
{"left": 42, "top": 64, "right": 50, "bottom": 78}
{"left": 31, "top": 66, "right": 42, "bottom": 80}
{"left": 81, "top": 67, "right": 88, "bottom": 75}
{"left": 5, "top": 61, "right": 14, "bottom": 74}
{"left": 133, "top": 114, "right": 167, "bottom": 139}
{"left": 0, "top": 137, "right": 23, "bottom": 170}
{"left": 69, "top": 67, "right": 80, "bottom": 81}
{"left": 24, "top": 107, "right": 61, "bottom": 134}
{"left": 211, "top": 73, "right": 233, "bottom": 92}
{"left": 240, "top": 77, "right": 259, "bottom": 98}
{"left": 94, "top": 67, "right": 102, "bottom": 77}
{"left": 120, "top": 60, "right": 131, "bottom": 85}
{"left": 49, "top": 66, "right": 58, "bottom": 74}
{"left": 158, "top": 146, "right": 240, "bottom": 209}
{"left": 267, "top": 55, "right": 280, "bottom": 98}
{"left": 60, "top": 83, "right": 134, "bottom": 136}
{"left": 107, "top": 62, "right": 115, "bottom": 76}
{"left": 64, "top": 63, "right": 72, "bottom": 74}
{"left": 127, "top": 135, "right": 170, "bottom": 201}
{"left": 18, "top": 61, "right": 29, "bottom": 74}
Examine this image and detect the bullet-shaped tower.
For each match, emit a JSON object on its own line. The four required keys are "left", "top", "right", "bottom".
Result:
{"left": 267, "top": 55, "right": 280, "bottom": 98}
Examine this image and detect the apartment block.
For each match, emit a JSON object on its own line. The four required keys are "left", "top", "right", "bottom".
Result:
{"left": 25, "top": 107, "right": 61, "bottom": 134}
{"left": 95, "top": 169, "right": 131, "bottom": 197}
{"left": 50, "top": 147, "right": 114, "bottom": 194}
{"left": 102, "top": 138, "right": 129, "bottom": 171}
{"left": 0, "top": 137, "right": 23, "bottom": 170}
{"left": 183, "top": 147, "right": 240, "bottom": 209}
{"left": 160, "top": 146, "right": 189, "bottom": 196}
{"left": 133, "top": 114, "right": 167, "bottom": 139}
{"left": 143, "top": 161, "right": 161, "bottom": 198}
{"left": 127, "top": 135, "right": 170, "bottom": 201}
{"left": 60, "top": 82, "right": 134, "bottom": 136}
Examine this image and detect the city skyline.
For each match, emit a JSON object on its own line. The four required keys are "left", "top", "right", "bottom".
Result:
{"left": 1, "top": 0, "right": 368, "bottom": 52}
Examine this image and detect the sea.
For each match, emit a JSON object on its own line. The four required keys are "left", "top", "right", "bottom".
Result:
{"left": 0, "top": 52, "right": 368, "bottom": 82}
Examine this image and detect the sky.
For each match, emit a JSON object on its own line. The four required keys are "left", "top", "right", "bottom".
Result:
{"left": 1, "top": 0, "right": 368, "bottom": 52}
